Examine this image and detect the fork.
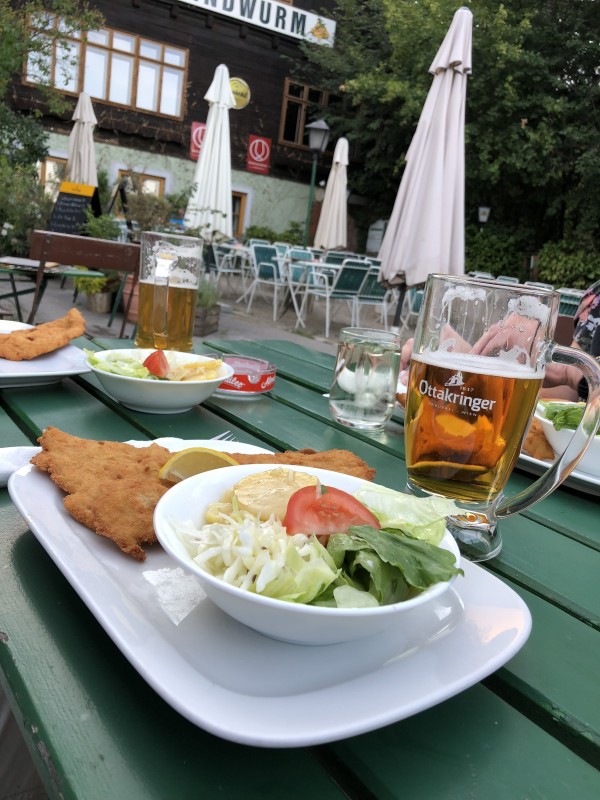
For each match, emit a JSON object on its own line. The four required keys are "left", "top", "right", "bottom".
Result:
{"left": 211, "top": 431, "right": 236, "bottom": 442}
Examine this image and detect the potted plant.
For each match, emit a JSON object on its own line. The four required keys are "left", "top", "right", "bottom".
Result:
{"left": 194, "top": 277, "right": 220, "bottom": 336}
{"left": 72, "top": 271, "right": 117, "bottom": 313}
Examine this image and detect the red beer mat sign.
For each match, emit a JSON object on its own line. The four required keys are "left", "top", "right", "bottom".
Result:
{"left": 246, "top": 136, "right": 271, "bottom": 174}
{"left": 190, "top": 122, "right": 206, "bottom": 161}
{"left": 216, "top": 355, "right": 276, "bottom": 396}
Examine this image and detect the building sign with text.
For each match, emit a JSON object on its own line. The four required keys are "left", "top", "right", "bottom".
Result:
{"left": 178, "top": 0, "right": 335, "bottom": 45}
{"left": 190, "top": 122, "right": 207, "bottom": 160}
{"left": 246, "top": 136, "right": 271, "bottom": 174}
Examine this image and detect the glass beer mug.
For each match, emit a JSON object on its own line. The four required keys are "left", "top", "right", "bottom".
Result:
{"left": 404, "top": 274, "right": 600, "bottom": 561}
{"left": 135, "top": 231, "right": 203, "bottom": 353}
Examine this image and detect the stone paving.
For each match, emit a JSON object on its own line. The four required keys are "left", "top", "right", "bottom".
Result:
{"left": 2, "top": 273, "right": 414, "bottom": 355}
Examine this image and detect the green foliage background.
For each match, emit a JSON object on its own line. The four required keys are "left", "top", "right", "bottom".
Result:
{"left": 298, "top": 0, "right": 600, "bottom": 285}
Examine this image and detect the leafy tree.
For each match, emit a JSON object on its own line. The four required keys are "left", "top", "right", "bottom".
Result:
{"left": 298, "top": 0, "right": 600, "bottom": 258}
{"left": 0, "top": 1, "right": 101, "bottom": 252}
{"left": 0, "top": 1, "right": 102, "bottom": 125}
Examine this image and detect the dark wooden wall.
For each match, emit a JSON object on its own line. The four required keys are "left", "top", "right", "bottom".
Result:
{"left": 9, "top": 0, "right": 337, "bottom": 184}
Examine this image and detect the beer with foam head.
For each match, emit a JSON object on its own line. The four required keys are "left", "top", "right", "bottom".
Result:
{"left": 135, "top": 232, "right": 202, "bottom": 354}
{"left": 135, "top": 279, "right": 198, "bottom": 352}
{"left": 405, "top": 351, "right": 543, "bottom": 504}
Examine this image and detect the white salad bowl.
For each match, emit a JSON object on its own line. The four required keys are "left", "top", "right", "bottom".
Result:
{"left": 87, "top": 349, "right": 234, "bottom": 414}
{"left": 535, "top": 402, "right": 600, "bottom": 478}
{"left": 154, "top": 464, "right": 461, "bottom": 646}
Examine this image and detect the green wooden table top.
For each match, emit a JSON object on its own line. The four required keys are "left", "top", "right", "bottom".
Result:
{"left": 1, "top": 337, "right": 599, "bottom": 799}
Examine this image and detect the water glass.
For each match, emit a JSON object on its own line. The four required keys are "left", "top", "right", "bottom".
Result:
{"left": 135, "top": 231, "right": 202, "bottom": 353}
{"left": 329, "top": 328, "right": 402, "bottom": 431}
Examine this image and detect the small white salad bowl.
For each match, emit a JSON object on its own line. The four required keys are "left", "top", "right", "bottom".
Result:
{"left": 87, "top": 349, "right": 234, "bottom": 414}
{"left": 154, "top": 464, "right": 461, "bottom": 645}
{"left": 535, "top": 402, "right": 600, "bottom": 478}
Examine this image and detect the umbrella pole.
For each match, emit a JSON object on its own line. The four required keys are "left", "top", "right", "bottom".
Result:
{"left": 392, "top": 284, "right": 407, "bottom": 327}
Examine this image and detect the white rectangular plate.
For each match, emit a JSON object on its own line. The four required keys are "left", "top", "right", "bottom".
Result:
{"left": 0, "top": 321, "right": 89, "bottom": 388}
{"left": 518, "top": 452, "right": 600, "bottom": 496}
{"left": 9, "top": 445, "right": 531, "bottom": 748}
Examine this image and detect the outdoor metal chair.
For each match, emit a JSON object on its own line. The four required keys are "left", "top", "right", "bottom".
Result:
{"left": 558, "top": 287, "right": 585, "bottom": 316}
{"left": 396, "top": 286, "right": 424, "bottom": 336}
{"left": 469, "top": 271, "right": 495, "bottom": 281}
{"left": 273, "top": 242, "right": 290, "bottom": 259}
{"left": 352, "top": 268, "right": 393, "bottom": 328}
{"left": 212, "top": 243, "right": 249, "bottom": 291}
{"left": 524, "top": 280, "right": 554, "bottom": 291}
{"left": 323, "top": 251, "right": 347, "bottom": 265}
{"left": 243, "top": 243, "right": 287, "bottom": 321}
{"left": 286, "top": 247, "right": 313, "bottom": 262}
{"left": 296, "top": 259, "right": 370, "bottom": 337}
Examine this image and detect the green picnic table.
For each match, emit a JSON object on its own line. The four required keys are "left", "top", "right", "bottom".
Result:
{"left": 1, "top": 336, "right": 599, "bottom": 799}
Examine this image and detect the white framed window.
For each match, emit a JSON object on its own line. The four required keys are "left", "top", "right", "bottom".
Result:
{"left": 25, "top": 18, "right": 188, "bottom": 120}
{"left": 279, "top": 79, "right": 334, "bottom": 149}
{"left": 117, "top": 170, "right": 165, "bottom": 198}
{"left": 37, "top": 156, "right": 67, "bottom": 200}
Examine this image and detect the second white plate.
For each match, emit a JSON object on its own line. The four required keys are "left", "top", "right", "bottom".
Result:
{"left": 0, "top": 321, "right": 89, "bottom": 388}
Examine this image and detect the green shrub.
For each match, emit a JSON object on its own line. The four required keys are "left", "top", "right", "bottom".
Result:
{"left": 83, "top": 209, "right": 120, "bottom": 240}
{"left": 72, "top": 270, "right": 110, "bottom": 295}
{"left": 536, "top": 241, "right": 600, "bottom": 289}
{"left": 0, "top": 161, "right": 53, "bottom": 255}
{"left": 464, "top": 224, "right": 527, "bottom": 279}
{"left": 197, "top": 277, "right": 220, "bottom": 308}
{"left": 243, "top": 225, "right": 277, "bottom": 243}
{"left": 243, "top": 221, "right": 304, "bottom": 246}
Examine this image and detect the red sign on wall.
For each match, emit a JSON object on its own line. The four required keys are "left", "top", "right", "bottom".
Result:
{"left": 246, "top": 135, "right": 272, "bottom": 174}
{"left": 190, "top": 122, "right": 206, "bottom": 161}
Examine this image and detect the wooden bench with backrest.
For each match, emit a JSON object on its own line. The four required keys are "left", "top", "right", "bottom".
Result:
{"left": 28, "top": 230, "right": 140, "bottom": 336}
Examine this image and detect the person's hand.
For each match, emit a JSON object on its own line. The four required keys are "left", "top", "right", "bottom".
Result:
{"left": 542, "top": 357, "right": 583, "bottom": 396}
{"left": 400, "top": 338, "right": 414, "bottom": 372}
{"left": 471, "top": 314, "right": 542, "bottom": 358}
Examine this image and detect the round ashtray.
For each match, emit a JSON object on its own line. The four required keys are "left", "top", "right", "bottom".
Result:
{"left": 214, "top": 355, "right": 276, "bottom": 398}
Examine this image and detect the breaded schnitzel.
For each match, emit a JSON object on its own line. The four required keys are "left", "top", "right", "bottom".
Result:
{"left": 0, "top": 308, "right": 85, "bottom": 361}
{"left": 228, "top": 448, "right": 376, "bottom": 481}
{"left": 31, "top": 428, "right": 376, "bottom": 559}
{"left": 32, "top": 427, "right": 172, "bottom": 560}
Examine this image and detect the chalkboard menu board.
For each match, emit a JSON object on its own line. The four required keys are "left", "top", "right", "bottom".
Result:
{"left": 48, "top": 181, "right": 101, "bottom": 235}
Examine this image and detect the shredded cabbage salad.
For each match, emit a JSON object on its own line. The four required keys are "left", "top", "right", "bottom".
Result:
{"left": 176, "top": 511, "right": 338, "bottom": 603}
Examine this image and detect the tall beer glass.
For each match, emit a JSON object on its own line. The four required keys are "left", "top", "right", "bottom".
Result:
{"left": 404, "top": 274, "right": 600, "bottom": 561}
{"left": 135, "top": 232, "right": 202, "bottom": 353}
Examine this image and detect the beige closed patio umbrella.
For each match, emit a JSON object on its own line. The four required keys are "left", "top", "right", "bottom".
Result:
{"left": 378, "top": 7, "right": 472, "bottom": 296}
{"left": 184, "top": 64, "right": 236, "bottom": 240}
{"left": 314, "top": 137, "right": 349, "bottom": 250}
{"left": 66, "top": 92, "right": 98, "bottom": 186}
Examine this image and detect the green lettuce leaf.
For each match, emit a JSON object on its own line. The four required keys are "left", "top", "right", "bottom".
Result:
{"left": 353, "top": 486, "right": 459, "bottom": 545}
{"left": 333, "top": 526, "right": 463, "bottom": 591}
{"left": 260, "top": 538, "right": 339, "bottom": 604}
{"left": 85, "top": 350, "right": 155, "bottom": 380}
{"left": 541, "top": 401, "right": 587, "bottom": 432}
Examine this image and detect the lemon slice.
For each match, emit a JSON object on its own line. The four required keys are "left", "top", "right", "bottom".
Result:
{"left": 158, "top": 447, "right": 238, "bottom": 483}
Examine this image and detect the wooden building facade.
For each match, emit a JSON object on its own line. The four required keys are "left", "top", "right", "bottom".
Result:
{"left": 10, "top": 0, "right": 340, "bottom": 237}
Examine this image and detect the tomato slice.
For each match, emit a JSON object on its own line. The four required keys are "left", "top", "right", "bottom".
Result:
{"left": 283, "top": 485, "right": 381, "bottom": 538}
{"left": 143, "top": 350, "right": 170, "bottom": 379}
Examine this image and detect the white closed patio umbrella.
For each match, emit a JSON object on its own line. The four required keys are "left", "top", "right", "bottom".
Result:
{"left": 184, "top": 64, "right": 235, "bottom": 240}
{"left": 378, "top": 7, "right": 472, "bottom": 294}
{"left": 66, "top": 92, "right": 98, "bottom": 186}
{"left": 314, "top": 137, "right": 349, "bottom": 250}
